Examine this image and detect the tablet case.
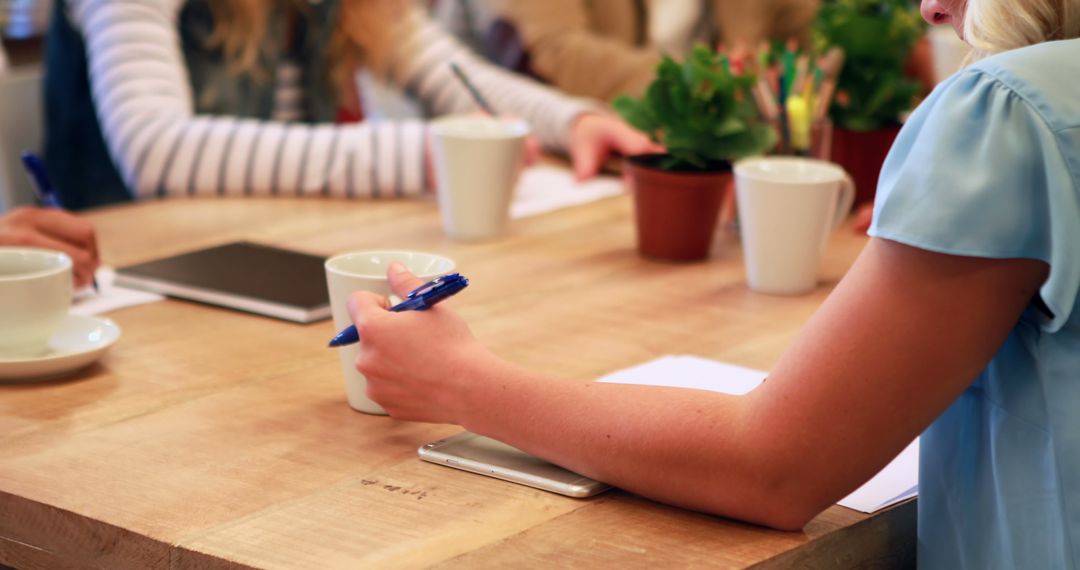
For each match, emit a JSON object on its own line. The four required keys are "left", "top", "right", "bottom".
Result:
{"left": 115, "top": 241, "right": 330, "bottom": 323}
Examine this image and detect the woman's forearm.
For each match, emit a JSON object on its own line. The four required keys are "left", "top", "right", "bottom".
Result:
{"left": 456, "top": 356, "right": 818, "bottom": 530}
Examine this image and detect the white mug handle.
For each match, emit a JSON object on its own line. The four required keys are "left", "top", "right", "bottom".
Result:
{"left": 832, "top": 173, "right": 856, "bottom": 229}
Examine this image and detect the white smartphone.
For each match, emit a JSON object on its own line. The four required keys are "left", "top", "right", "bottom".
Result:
{"left": 418, "top": 432, "right": 611, "bottom": 498}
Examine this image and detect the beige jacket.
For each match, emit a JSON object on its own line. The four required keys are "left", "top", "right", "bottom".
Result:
{"left": 473, "top": 0, "right": 820, "bottom": 102}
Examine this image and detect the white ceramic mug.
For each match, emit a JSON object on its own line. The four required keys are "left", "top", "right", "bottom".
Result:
{"left": 325, "top": 251, "right": 456, "bottom": 414}
{"left": 430, "top": 116, "right": 529, "bottom": 241}
{"left": 734, "top": 158, "right": 855, "bottom": 295}
{"left": 0, "top": 248, "right": 73, "bottom": 357}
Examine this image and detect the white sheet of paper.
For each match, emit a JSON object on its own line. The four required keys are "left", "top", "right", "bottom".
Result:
{"left": 511, "top": 164, "right": 624, "bottom": 219}
{"left": 71, "top": 267, "right": 164, "bottom": 316}
{"left": 597, "top": 355, "right": 920, "bottom": 514}
{"left": 597, "top": 355, "right": 767, "bottom": 395}
{"left": 838, "top": 438, "right": 920, "bottom": 513}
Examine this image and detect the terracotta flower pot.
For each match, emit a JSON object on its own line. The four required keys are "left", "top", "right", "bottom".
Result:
{"left": 830, "top": 125, "right": 902, "bottom": 207}
{"left": 624, "top": 155, "right": 731, "bottom": 262}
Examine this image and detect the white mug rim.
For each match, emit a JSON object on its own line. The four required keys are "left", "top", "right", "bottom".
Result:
{"left": 0, "top": 248, "right": 73, "bottom": 283}
{"left": 325, "top": 250, "right": 456, "bottom": 279}
{"left": 734, "top": 157, "right": 847, "bottom": 184}
{"left": 429, "top": 115, "right": 531, "bottom": 140}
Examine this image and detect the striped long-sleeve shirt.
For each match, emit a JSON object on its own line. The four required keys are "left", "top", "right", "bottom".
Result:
{"left": 68, "top": 0, "right": 597, "bottom": 199}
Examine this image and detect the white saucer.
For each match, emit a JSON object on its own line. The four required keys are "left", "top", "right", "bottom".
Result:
{"left": 0, "top": 315, "right": 121, "bottom": 382}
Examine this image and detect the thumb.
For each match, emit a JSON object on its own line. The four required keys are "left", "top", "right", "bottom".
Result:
{"left": 387, "top": 262, "right": 427, "bottom": 298}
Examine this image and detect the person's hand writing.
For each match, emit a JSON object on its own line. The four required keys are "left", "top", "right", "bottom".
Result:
{"left": 0, "top": 207, "right": 100, "bottom": 287}
{"left": 347, "top": 263, "right": 496, "bottom": 423}
{"left": 569, "top": 114, "right": 663, "bottom": 180}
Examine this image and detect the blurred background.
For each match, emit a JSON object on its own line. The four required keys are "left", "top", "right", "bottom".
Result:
{"left": 1, "top": 0, "right": 50, "bottom": 64}
{"left": 2, "top": 0, "right": 51, "bottom": 38}
{"left": 0, "top": 0, "right": 50, "bottom": 211}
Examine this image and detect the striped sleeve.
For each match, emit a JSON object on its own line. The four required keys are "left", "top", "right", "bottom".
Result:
{"left": 388, "top": 7, "right": 601, "bottom": 151}
{"left": 70, "top": 0, "right": 427, "bottom": 199}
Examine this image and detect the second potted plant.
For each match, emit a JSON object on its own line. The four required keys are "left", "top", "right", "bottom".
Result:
{"left": 814, "top": 0, "right": 926, "bottom": 206}
{"left": 614, "top": 46, "right": 777, "bottom": 262}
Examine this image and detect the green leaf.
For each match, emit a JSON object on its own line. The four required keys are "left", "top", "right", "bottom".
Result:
{"left": 611, "top": 41, "right": 779, "bottom": 168}
{"left": 612, "top": 96, "right": 659, "bottom": 137}
{"left": 661, "top": 155, "right": 695, "bottom": 170}
{"left": 815, "top": 0, "right": 926, "bottom": 129}
{"left": 713, "top": 115, "right": 746, "bottom": 137}
{"left": 668, "top": 148, "right": 707, "bottom": 170}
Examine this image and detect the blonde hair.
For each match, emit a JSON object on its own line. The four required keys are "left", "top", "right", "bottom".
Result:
{"left": 964, "top": 0, "right": 1080, "bottom": 59}
{"left": 208, "top": 0, "right": 403, "bottom": 87}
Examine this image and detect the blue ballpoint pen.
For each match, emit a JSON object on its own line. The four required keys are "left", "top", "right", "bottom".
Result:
{"left": 20, "top": 152, "right": 63, "bottom": 208}
{"left": 328, "top": 273, "right": 470, "bottom": 347}
{"left": 20, "top": 151, "right": 99, "bottom": 291}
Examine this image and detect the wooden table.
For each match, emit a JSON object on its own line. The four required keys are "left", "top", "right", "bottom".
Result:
{"left": 0, "top": 194, "right": 914, "bottom": 569}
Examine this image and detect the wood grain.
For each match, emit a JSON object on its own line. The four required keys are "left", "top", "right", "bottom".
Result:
{"left": 0, "top": 194, "right": 912, "bottom": 569}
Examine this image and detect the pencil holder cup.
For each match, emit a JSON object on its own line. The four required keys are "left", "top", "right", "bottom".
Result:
{"left": 769, "top": 118, "right": 834, "bottom": 161}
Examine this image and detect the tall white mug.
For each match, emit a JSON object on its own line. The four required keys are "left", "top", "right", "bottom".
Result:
{"left": 0, "top": 248, "right": 73, "bottom": 357}
{"left": 325, "top": 251, "right": 456, "bottom": 414}
{"left": 735, "top": 158, "right": 855, "bottom": 295}
{"left": 430, "top": 116, "right": 529, "bottom": 241}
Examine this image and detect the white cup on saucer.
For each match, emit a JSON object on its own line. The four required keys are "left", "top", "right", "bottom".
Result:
{"left": 429, "top": 115, "right": 529, "bottom": 241}
{"left": 0, "top": 248, "right": 73, "bottom": 358}
{"left": 325, "top": 251, "right": 456, "bottom": 414}
{"left": 734, "top": 157, "right": 855, "bottom": 295}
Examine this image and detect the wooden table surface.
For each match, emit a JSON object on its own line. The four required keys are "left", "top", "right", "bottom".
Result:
{"left": 0, "top": 194, "right": 914, "bottom": 569}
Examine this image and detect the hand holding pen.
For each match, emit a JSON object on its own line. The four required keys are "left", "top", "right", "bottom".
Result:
{"left": 5, "top": 152, "right": 101, "bottom": 288}
{"left": 340, "top": 264, "right": 485, "bottom": 423}
{"left": 329, "top": 272, "right": 469, "bottom": 347}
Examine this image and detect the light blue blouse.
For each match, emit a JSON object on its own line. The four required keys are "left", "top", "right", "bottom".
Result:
{"left": 869, "top": 39, "right": 1080, "bottom": 568}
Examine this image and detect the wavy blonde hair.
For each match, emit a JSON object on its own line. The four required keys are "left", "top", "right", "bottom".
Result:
{"left": 964, "top": 0, "right": 1080, "bottom": 58}
{"left": 207, "top": 0, "right": 404, "bottom": 86}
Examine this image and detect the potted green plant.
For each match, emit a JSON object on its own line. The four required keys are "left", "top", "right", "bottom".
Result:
{"left": 613, "top": 45, "right": 776, "bottom": 262}
{"left": 814, "top": 0, "right": 926, "bottom": 205}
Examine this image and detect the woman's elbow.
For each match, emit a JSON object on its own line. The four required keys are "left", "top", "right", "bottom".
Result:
{"left": 753, "top": 502, "right": 821, "bottom": 532}
{"left": 735, "top": 470, "right": 837, "bottom": 531}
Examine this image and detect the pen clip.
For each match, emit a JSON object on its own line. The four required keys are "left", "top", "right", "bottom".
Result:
{"left": 388, "top": 273, "right": 468, "bottom": 313}
{"left": 406, "top": 273, "right": 461, "bottom": 299}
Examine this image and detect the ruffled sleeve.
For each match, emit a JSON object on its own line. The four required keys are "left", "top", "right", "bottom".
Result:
{"left": 869, "top": 68, "right": 1080, "bottom": 332}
